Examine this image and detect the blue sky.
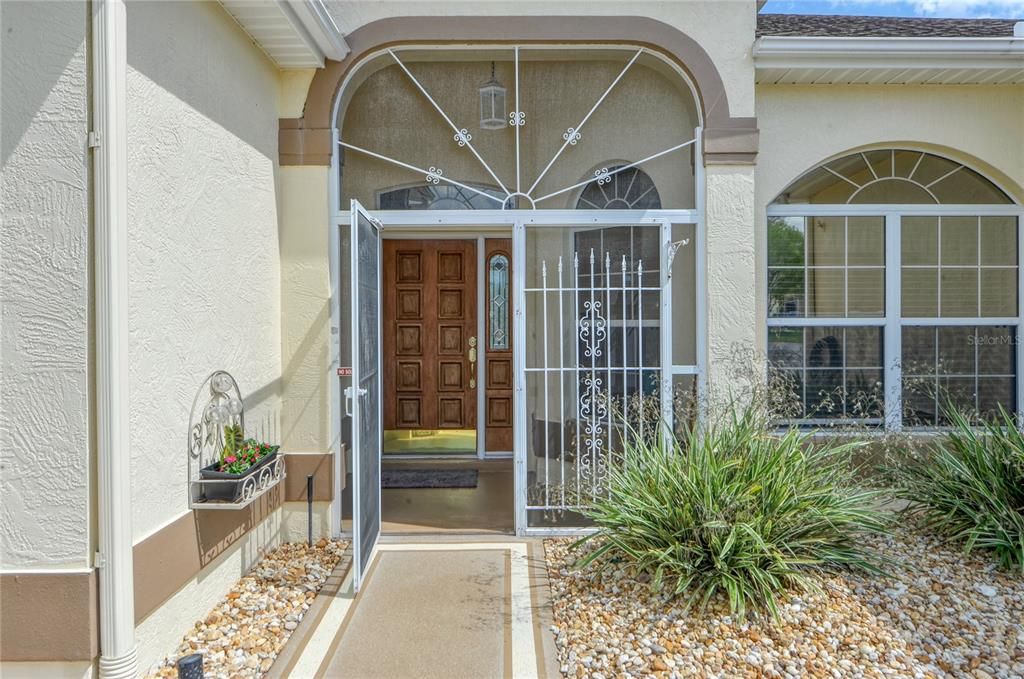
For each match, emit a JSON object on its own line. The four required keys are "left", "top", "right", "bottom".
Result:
{"left": 760, "top": 1, "right": 1024, "bottom": 18}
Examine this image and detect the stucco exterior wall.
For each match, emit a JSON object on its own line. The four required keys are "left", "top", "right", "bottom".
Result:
{"left": 705, "top": 165, "right": 758, "bottom": 395}
{"left": 753, "top": 83, "right": 1024, "bottom": 329}
{"left": 1, "top": 0, "right": 92, "bottom": 570}
{"left": 126, "top": 0, "right": 282, "bottom": 542}
{"left": 755, "top": 84, "right": 1024, "bottom": 207}
{"left": 279, "top": 166, "right": 332, "bottom": 454}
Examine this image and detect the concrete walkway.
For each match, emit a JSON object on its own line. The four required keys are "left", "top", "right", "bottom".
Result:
{"left": 276, "top": 539, "right": 560, "bottom": 678}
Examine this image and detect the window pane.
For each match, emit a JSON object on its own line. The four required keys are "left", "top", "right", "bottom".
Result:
{"left": 931, "top": 168, "right": 1014, "bottom": 204}
{"left": 940, "top": 377, "right": 977, "bottom": 423}
{"left": 902, "top": 325, "right": 1018, "bottom": 426}
{"left": 940, "top": 216, "right": 979, "bottom": 266}
{"left": 902, "top": 217, "right": 938, "bottom": 265}
{"left": 914, "top": 154, "right": 961, "bottom": 186}
{"left": 848, "top": 217, "right": 885, "bottom": 266}
{"left": 937, "top": 326, "right": 975, "bottom": 374}
{"left": 768, "top": 217, "right": 805, "bottom": 267}
{"left": 768, "top": 268, "right": 805, "bottom": 317}
{"left": 807, "top": 217, "right": 844, "bottom": 266}
{"left": 768, "top": 327, "right": 803, "bottom": 367}
{"left": 978, "top": 377, "right": 1016, "bottom": 418}
{"left": 806, "top": 369, "right": 843, "bottom": 417}
{"left": 845, "top": 326, "right": 884, "bottom": 367}
{"left": 768, "top": 326, "right": 885, "bottom": 423}
{"left": 807, "top": 269, "right": 844, "bottom": 317}
{"left": 902, "top": 327, "right": 936, "bottom": 375}
{"left": 846, "top": 369, "right": 884, "bottom": 419}
{"left": 848, "top": 269, "right": 884, "bottom": 317}
{"left": 980, "top": 268, "right": 1017, "bottom": 317}
{"left": 902, "top": 268, "right": 939, "bottom": 317}
{"left": 903, "top": 378, "right": 938, "bottom": 426}
{"left": 940, "top": 269, "right": 979, "bottom": 317}
{"left": 775, "top": 369, "right": 805, "bottom": 418}
{"left": 976, "top": 326, "right": 1015, "bottom": 375}
{"left": 806, "top": 327, "right": 846, "bottom": 367}
{"left": 852, "top": 180, "right": 936, "bottom": 204}
{"left": 981, "top": 217, "right": 1018, "bottom": 266}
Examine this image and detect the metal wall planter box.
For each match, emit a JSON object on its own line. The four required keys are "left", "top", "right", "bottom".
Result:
{"left": 198, "top": 448, "right": 280, "bottom": 502}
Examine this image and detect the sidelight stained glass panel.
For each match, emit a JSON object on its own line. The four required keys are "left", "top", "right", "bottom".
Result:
{"left": 489, "top": 254, "right": 510, "bottom": 350}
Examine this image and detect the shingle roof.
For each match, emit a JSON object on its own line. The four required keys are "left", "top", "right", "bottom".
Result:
{"left": 757, "top": 14, "right": 1020, "bottom": 38}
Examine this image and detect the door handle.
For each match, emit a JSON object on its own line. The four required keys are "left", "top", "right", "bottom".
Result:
{"left": 468, "top": 336, "right": 477, "bottom": 389}
{"left": 344, "top": 385, "right": 368, "bottom": 416}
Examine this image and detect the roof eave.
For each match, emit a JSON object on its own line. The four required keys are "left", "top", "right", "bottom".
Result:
{"left": 278, "top": 0, "right": 350, "bottom": 66}
{"left": 754, "top": 35, "right": 1024, "bottom": 71}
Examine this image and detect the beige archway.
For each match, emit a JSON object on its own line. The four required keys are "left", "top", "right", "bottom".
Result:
{"left": 278, "top": 15, "right": 758, "bottom": 166}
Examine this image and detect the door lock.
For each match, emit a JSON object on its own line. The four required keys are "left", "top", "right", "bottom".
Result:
{"left": 468, "top": 336, "right": 477, "bottom": 389}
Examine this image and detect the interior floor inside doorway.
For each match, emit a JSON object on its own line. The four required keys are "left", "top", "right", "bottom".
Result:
{"left": 341, "top": 458, "right": 514, "bottom": 534}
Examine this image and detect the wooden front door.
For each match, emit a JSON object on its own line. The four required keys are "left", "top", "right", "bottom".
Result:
{"left": 383, "top": 240, "right": 478, "bottom": 442}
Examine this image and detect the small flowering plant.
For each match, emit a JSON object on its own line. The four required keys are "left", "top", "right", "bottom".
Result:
{"left": 218, "top": 438, "right": 276, "bottom": 474}
{"left": 215, "top": 424, "right": 277, "bottom": 474}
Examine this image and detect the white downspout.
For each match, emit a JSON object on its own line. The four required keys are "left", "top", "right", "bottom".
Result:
{"left": 91, "top": 0, "right": 138, "bottom": 676}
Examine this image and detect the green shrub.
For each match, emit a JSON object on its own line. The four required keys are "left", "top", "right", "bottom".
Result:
{"left": 574, "top": 409, "right": 888, "bottom": 619}
{"left": 891, "top": 406, "right": 1024, "bottom": 571}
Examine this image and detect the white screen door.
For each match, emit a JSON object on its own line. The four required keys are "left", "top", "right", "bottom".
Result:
{"left": 347, "top": 199, "right": 382, "bottom": 591}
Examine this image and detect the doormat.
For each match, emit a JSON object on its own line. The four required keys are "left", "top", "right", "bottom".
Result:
{"left": 381, "top": 469, "right": 479, "bottom": 489}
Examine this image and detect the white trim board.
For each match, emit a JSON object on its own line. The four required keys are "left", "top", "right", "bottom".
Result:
{"left": 754, "top": 35, "right": 1024, "bottom": 84}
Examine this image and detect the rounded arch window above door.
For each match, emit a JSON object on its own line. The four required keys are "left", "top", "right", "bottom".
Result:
{"left": 774, "top": 149, "right": 1012, "bottom": 205}
{"left": 338, "top": 47, "right": 699, "bottom": 210}
{"left": 576, "top": 166, "right": 662, "bottom": 210}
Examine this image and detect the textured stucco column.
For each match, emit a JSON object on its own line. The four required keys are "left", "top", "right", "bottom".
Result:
{"left": 280, "top": 166, "right": 331, "bottom": 454}
{"left": 704, "top": 164, "right": 758, "bottom": 406}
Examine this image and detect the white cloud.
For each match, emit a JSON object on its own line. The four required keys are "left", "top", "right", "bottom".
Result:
{"left": 814, "top": 0, "right": 1024, "bottom": 17}
{"left": 908, "top": 0, "right": 1024, "bottom": 17}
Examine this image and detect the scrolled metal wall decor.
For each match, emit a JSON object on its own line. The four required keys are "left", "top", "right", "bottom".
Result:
{"left": 187, "top": 370, "right": 245, "bottom": 466}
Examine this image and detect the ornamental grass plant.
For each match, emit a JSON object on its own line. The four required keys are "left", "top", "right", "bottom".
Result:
{"left": 574, "top": 407, "right": 889, "bottom": 619}
{"left": 890, "top": 405, "right": 1024, "bottom": 572}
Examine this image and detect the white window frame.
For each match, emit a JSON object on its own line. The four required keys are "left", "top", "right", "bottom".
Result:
{"left": 766, "top": 203, "right": 1024, "bottom": 432}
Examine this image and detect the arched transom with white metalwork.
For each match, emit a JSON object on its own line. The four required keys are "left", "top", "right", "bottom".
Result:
{"left": 336, "top": 46, "right": 700, "bottom": 210}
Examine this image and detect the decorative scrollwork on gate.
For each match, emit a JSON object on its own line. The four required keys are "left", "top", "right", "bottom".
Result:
{"left": 579, "top": 375, "right": 609, "bottom": 492}
{"left": 579, "top": 300, "right": 607, "bottom": 359}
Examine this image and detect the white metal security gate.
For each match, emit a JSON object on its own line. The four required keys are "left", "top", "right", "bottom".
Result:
{"left": 513, "top": 219, "right": 699, "bottom": 531}
{"left": 345, "top": 200, "right": 382, "bottom": 591}
{"left": 329, "top": 211, "right": 702, "bottom": 536}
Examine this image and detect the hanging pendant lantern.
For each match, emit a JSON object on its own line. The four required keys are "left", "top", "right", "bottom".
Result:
{"left": 479, "top": 61, "right": 507, "bottom": 130}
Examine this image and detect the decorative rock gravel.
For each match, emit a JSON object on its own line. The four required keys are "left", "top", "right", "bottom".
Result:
{"left": 145, "top": 539, "right": 347, "bottom": 679}
{"left": 545, "top": 527, "right": 1023, "bottom": 678}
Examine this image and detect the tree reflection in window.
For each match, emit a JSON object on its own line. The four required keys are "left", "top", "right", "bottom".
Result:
{"left": 576, "top": 166, "right": 661, "bottom": 210}
{"left": 488, "top": 254, "right": 510, "bottom": 350}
